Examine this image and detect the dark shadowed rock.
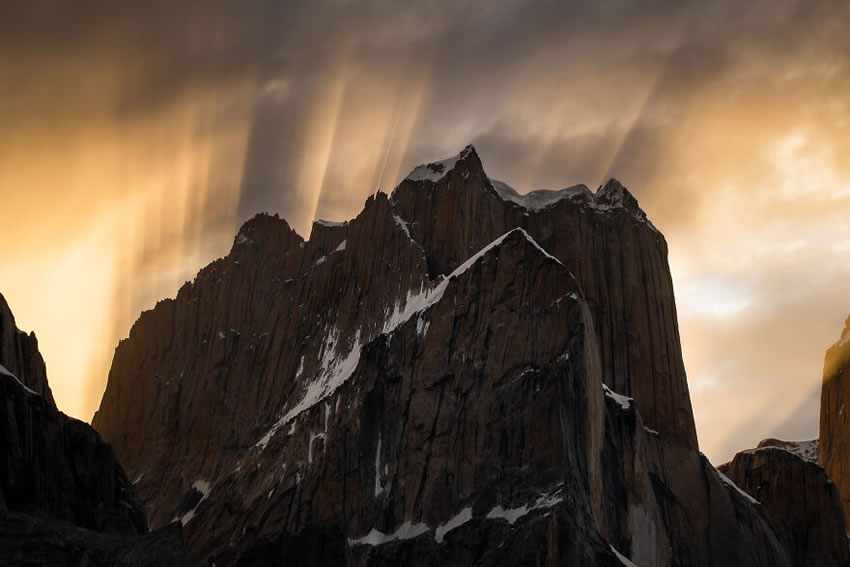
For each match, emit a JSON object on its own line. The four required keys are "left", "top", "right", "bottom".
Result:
{"left": 0, "top": 515, "right": 198, "bottom": 567}
{"left": 720, "top": 444, "right": 849, "bottom": 567}
{"left": 601, "top": 389, "right": 794, "bottom": 566}
{"left": 0, "top": 293, "right": 53, "bottom": 404}
{"left": 0, "top": 295, "right": 198, "bottom": 565}
{"left": 235, "top": 524, "right": 349, "bottom": 566}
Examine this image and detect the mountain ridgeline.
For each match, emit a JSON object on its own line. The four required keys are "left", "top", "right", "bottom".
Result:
{"left": 86, "top": 146, "right": 850, "bottom": 565}
{"left": 4, "top": 145, "right": 848, "bottom": 565}
{"left": 0, "top": 293, "right": 197, "bottom": 565}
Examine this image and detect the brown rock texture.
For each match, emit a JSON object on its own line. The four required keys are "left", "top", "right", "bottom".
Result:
{"left": 600, "top": 389, "right": 794, "bottom": 566}
{"left": 719, "top": 443, "right": 849, "bottom": 567}
{"left": 392, "top": 148, "right": 697, "bottom": 448}
{"left": 92, "top": 145, "right": 828, "bottom": 565}
{"left": 821, "top": 315, "right": 850, "bottom": 526}
{"left": 0, "top": 293, "right": 197, "bottom": 565}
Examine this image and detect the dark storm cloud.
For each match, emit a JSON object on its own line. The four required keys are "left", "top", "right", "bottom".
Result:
{"left": 6, "top": 0, "right": 849, "bottom": 216}
{"left": 4, "top": 0, "right": 850, "bottom": 457}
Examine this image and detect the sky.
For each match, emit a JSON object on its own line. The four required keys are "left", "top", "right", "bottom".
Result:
{"left": 1, "top": 0, "right": 849, "bottom": 464}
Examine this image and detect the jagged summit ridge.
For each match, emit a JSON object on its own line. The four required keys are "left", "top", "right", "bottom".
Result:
{"left": 92, "top": 143, "right": 720, "bottom": 564}
{"left": 404, "top": 144, "right": 479, "bottom": 183}
{"left": 0, "top": 292, "right": 54, "bottom": 403}
{"left": 399, "top": 145, "right": 653, "bottom": 229}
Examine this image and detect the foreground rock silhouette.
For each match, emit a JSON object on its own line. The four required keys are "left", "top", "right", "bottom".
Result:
{"left": 0, "top": 293, "right": 197, "bottom": 565}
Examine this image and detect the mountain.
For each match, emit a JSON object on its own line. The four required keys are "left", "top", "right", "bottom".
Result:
{"left": 1, "top": 294, "right": 54, "bottom": 403}
{"left": 91, "top": 146, "right": 845, "bottom": 565}
{"left": 821, "top": 316, "right": 850, "bottom": 524}
{"left": 0, "top": 293, "right": 197, "bottom": 565}
{"left": 719, "top": 439, "right": 848, "bottom": 566}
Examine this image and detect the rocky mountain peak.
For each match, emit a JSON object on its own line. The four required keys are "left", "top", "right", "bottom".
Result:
{"left": 594, "top": 177, "right": 654, "bottom": 227}
{"left": 93, "top": 144, "right": 839, "bottom": 565}
{"left": 0, "top": 292, "right": 54, "bottom": 405}
{"left": 402, "top": 144, "right": 483, "bottom": 186}
{"left": 231, "top": 212, "right": 303, "bottom": 253}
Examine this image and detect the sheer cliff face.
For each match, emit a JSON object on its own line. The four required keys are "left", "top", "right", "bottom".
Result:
{"left": 0, "top": 293, "right": 53, "bottom": 404}
{"left": 720, "top": 443, "right": 848, "bottom": 567}
{"left": 392, "top": 150, "right": 696, "bottom": 449}
{"left": 91, "top": 146, "right": 807, "bottom": 565}
{"left": 820, "top": 316, "right": 850, "bottom": 524}
{"left": 0, "top": 294, "right": 198, "bottom": 565}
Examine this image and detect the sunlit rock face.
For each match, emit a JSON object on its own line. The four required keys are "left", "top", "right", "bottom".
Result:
{"left": 0, "top": 293, "right": 196, "bottom": 565}
{"left": 820, "top": 315, "right": 850, "bottom": 524}
{"left": 94, "top": 146, "right": 819, "bottom": 564}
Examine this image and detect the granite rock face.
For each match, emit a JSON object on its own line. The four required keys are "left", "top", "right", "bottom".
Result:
{"left": 393, "top": 148, "right": 697, "bottom": 448}
{"left": 600, "top": 392, "right": 793, "bottom": 566}
{"left": 821, "top": 315, "right": 850, "bottom": 525}
{"left": 720, "top": 442, "right": 849, "bottom": 567}
{"left": 0, "top": 294, "right": 197, "bottom": 566}
{"left": 93, "top": 146, "right": 839, "bottom": 565}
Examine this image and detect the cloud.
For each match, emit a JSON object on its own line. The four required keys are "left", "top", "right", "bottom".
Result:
{"left": 2, "top": 0, "right": 850, "bottom": 464}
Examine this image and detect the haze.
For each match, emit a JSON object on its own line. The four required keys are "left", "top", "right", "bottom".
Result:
{"left": 1, "top": 1, "right": 849, "bottom": 464}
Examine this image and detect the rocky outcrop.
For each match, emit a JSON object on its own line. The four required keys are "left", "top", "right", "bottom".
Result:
{"left": 0, "top": 366, "right": 145, "bottom": 533}
{"left": 601, "top": 390, "right": 793, "bottom": 566}
{"left": 821, "top": 315, "right": 850, "bottom": 525}
{"left": 0, "top": 295, "right": 197, "bottom": 565}
{"left": 93, "top": 146, "right": 831, "bottom": 564}
{"left": 0, "top": 515, "right": 196, "bottom": 567}
{"left": 393, "top": 147, "right": 697, "bottom": 449}
{"left": 720, "top": 442, "right": 848, "bottom": 567}
{"left": 0, "top": 293, "right": 53, "bottom": 403}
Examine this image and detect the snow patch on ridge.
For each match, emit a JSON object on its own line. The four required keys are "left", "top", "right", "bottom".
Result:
{"left": 778, "top": 439, "right": 819, "bottom": 463}
{"left": 603, "top": 384, "right": 632, "bottom": 411}
{"left": 434, "top": 507, "right": 473, "bottom": 543}
{"left": 351, "top": 487, "right": 565, "bottom": 547}
{"left": 315, "top": 219, "right": 348, "bottom": 228}
{"left": 406, "top": 146, "right": 474, "bottom": 182}
{"left": 348, "top": 521, "right": 430, "bottom": 546}
{"left": 380, "top": 228, "right": 556, "bottom": 340}
{"left": 490, "top": 179, "right": 591, "bottom": 211}
{"left": 489, "top": 177, "right": 657, "bottom": 231}
{"left": 308, "top": 432, "right": 326, "bottom": 464}
{"left": 485, "top": 486, "right": 564, "bottom": 525}
{"left": 393, "top": 213, "right": 412, "bottom": 239}
{"left": 179, "top": 479, "right": 213, "bottom": 526}
{"left": 756, "top": 438, "right": 819, "bottom": 464}
{"left": 0, "top": 363, "right": 38, "bottom": 396}
{"left": 256, "top": 329, "right": 362, "bottom": 450}
{"left": 610, "top": 545, "right": 638, "bottom": 567}
{"left": 256, "top": 228, "right": 563, "bottom": 451}
{"left": 717, "top": 470, "right": 759, "bottom": 505}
